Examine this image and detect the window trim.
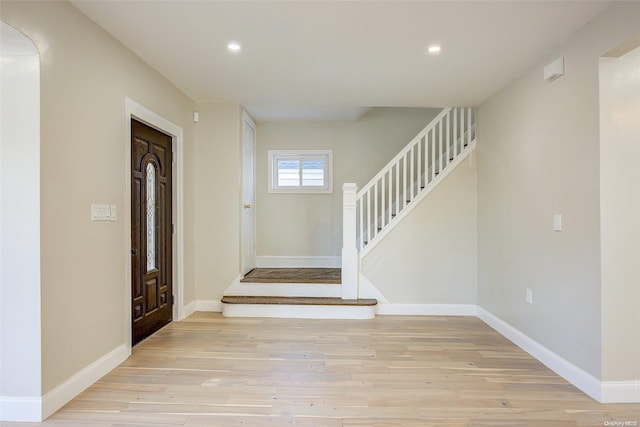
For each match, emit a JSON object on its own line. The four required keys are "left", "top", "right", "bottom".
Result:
{"left": 268, "top": 149, "right": 333, "bottom": 194}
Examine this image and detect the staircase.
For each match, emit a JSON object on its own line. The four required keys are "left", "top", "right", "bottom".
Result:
{"left": 357, "top": 107, "right": 476, "bottom": 254}
{"left": 342, "top": 107, "right": 477, "bottom": 299}
{"left": 222, "top": 107, "right": 477, "bottom": 318}
{"left": 221, "top": 268, "right": 377, "bottom": 319}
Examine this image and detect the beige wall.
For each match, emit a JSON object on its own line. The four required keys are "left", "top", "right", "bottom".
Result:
{"left": 256, "top": 108, "right": 441, "bottom": 258}
{"left": 477, "top": 1, "right": 640, "bottom": 379}
{"left": 3, "top": 0, "right": 637, "bottom": 409}
{"left": 599, "top": 46, "right": 640, "bottom": 382}
{"left": 193, "top": 103, "right": 243, "bottom": 300}
{"left": 362, "top": 153, "right": 477, "bottom": 303}
{"left": 0, "top": 1, "right": 196, "bottom": 394}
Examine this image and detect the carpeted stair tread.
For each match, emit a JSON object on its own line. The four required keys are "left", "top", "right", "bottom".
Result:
{"left": 240, "top": 268, "right": 341, "bottom": 284}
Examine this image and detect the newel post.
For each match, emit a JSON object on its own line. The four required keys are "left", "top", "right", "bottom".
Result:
{"left": 341, "top": 183, "right": 359, "bottom": 300}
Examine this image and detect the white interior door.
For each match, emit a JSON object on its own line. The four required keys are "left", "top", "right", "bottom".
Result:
{"left": 241, "top": 113, "right": 256, "bottom": 274}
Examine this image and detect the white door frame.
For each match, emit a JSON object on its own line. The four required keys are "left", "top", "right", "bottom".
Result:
{"left": 240, "top": 110, "right": 256, "bottom": 274}
{"left": 124, "top": 98, "right": 184, "bottom": 352}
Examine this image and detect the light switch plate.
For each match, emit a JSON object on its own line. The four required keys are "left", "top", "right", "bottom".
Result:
{"left": 91, "top": 204, "right": 111, "bottom": 221}
{"left": 553, "top": 214, "right": 562, "bottom": 231}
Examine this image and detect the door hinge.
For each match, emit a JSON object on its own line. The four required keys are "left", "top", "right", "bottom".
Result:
{"left": 172, "top": 295, "right": 175, "bottom": 306}
{"left": 171, "top": 224, "right": 175, "bottom": 234}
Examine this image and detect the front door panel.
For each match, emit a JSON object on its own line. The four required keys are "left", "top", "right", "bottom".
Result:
{"left": 131, "top": 119, "right": 173, "bottom": 345}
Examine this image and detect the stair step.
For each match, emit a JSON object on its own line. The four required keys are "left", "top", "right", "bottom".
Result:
{"left": 221, "top": 296, "right": 377, "bottom": 319}
{"left": 227, "top": 268, "right": 342, "bottom": 297}
{"left": 241, "top": 268, "right": 340, "bottom": 284}
{"left": 222, "top": 296, "right": 377, "bottom": 306}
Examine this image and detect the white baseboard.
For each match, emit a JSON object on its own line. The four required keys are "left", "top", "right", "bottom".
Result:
{"left": 377, "top": 303, "right": 477, "bottom": 316}
{"left": 1, "top": 344, "right": 128, "bottom": 422}
{"left": 255, "top": 256, "right": 341, "bottom": 268}
{"left": 359, "top": 275, "right": 475, "bottom": 316}
{"left": 41, "top": 343, "right": 129, "bottom": 420}
{"left": 195, "top": 300, "right": 223, "bottom": 312}
{"left": 0, "top": 343, "right": 131, "bottom": 423}
{"left": 183, "top": 300, "right": 197, "bottom": 318}
{"left": 601, "top": 380, "right": 640, "bottom": 403}
{"left": 0, "top": 396, "right": 42, "bottom": 422}
{"left": 477, "top": 307, "right": 602, "bottom": 402}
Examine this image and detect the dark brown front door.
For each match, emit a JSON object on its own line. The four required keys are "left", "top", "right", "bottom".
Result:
{"left": 131, "top": 119, "right": 173, "bottom": 345}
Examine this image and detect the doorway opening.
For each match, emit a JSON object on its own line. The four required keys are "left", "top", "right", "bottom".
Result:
{"left": 131, "top": 119, "right": 173, "bottom": 345}
{"left": 125, "top": 98, "right": 184, "bottom": 348}
{"left": 241, "top": 111, "right": 256, "bottom": 274}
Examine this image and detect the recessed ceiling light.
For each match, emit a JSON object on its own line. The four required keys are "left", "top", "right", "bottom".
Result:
{"left": 227, "top": 41, "right": 241, "bottom": 53}
{"left": 427, "top": 45, "right": 441, "bottom": 54}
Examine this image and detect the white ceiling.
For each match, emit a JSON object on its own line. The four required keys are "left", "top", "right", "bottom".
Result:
{"left": 71, "top": 0, "right": 612, "bottom": 121}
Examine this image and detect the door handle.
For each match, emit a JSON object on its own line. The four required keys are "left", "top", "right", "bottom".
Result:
{"left": 131, "top": 248, "right": 137, "bottom": 256}
{"left": 243, "top": 204, "right": 251, "bottom": 209}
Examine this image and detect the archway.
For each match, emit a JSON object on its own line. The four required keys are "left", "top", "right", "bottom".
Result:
{"left": 0, "top": 21, "right": 43, "bottom": 422}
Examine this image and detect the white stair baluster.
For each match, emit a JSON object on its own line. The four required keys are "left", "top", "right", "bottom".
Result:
{"left": 423, "top": 134, "right": 428, "bottom": 188}
{"left": 454, "top": 108, "right": 458, "bottom": 157}
{"left": 467, "top": 107, "right": 472, "bottom": 147}
{"left": 381, "top": 172, "right": 386, "bottom": 228}
{"left": 430, "top": 127, "right": 435, "bottom": 182}
{"left": 366, "top": 190, "right": 371, "bottom": 246}
{"left": 402, "top": 154, "right": 407, "bottom": 210}
{"left": 410, "top": 145, "right": 415, "bottom": 200}
{"left": 438, "top": 118, "right": 446, "bottom": 172}
{"left": 358, "top": 196, "right": 364, "bottom": 250}
{"left": 395, "top": 161, "right": 399, "bottom": 218}
{"left": 438, "top": 121, "right": 442, "bottom": 175}
{"left": 388, "top": 168, "right": 393, "bottom": 224}
{"left": 417, "top": 135, "right": 422, "bottom": 193}
{"left": 374, "top": 181, "right": 378, "bottom": 238}
{"left": 446, "top": 113, "right": 453, "bottom": 163}
{"left": 460, "top": 108, "right": 465, "bottom": 151}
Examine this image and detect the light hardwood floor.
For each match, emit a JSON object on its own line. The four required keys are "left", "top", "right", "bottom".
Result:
{"left": 5, "top": 313, "right": 639, "bottom": 427}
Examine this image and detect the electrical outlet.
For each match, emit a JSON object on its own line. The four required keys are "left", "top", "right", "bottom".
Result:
{"left": 526, "top": 288, "right": 533, "bottom": 304}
